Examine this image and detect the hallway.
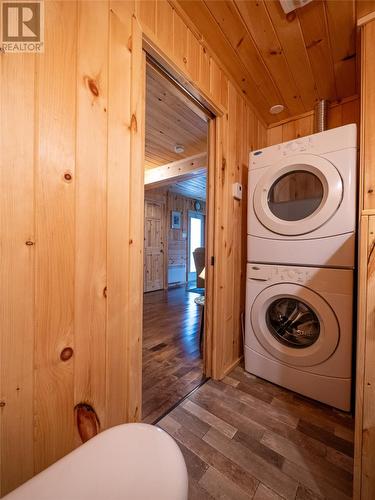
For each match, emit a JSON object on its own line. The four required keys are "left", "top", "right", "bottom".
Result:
{"left": 142, "top": 287, "right": 205, "bottom": 423}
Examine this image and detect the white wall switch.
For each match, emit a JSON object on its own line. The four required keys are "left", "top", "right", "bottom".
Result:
{"left": 232, "top": 182, "right": 243, "bottom": 200}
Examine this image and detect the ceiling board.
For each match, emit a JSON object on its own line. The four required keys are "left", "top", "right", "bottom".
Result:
{"left": 263, "top": 0, "right": 318, "bottom": 111}
{"left": 324, "top": 0, "right": 356, "bottom": 98}
{"left": 233, "top": 0, "right": 305, "bottom": 116}
{"left": 296, "top": 0, "right": 337, "bottom": 101}
{"left": 173, "top": 0, "right": 273, "bottom": 120}
{"left": 168, "top": 171, "right": 207, "bottom": 201}
{"left": 145, "top": 64, "right": 208, "bottom": 169}
{"left": 177, "top": 0, "right": 358, "bottom": 123}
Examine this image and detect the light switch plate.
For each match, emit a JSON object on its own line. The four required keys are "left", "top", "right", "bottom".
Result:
{"left": 232, "top": 182, "right": 243, "bottom": 200}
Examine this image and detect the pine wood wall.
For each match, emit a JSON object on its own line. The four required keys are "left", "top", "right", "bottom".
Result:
{"left": 144, "top": 189, "right": 207, "bottom": 289}
{"left": 266, "top": 96, "right": 360, "bottom": 146}
{"left": 354, "top": 16, "right": 375, "bottom": 500}
{"left": 0, "top": 0, "right": 266, "bottom": 494}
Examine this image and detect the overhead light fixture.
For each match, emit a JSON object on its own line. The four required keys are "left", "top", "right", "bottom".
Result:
{"left": 270, "top": 104, "right": 285, "bottom": 115}
{"left": 279, "top": 0, "right": 313, "bottom": 14}
{"left": 174, "top": 144, "right": 185, "bottom": 154}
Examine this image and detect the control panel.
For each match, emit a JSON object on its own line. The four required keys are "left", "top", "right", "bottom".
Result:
{"left": 248, "top": 264, "right": 313, "bottom": 283}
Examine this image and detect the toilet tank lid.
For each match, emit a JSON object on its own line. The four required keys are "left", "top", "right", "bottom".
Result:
{"left": 4, "top": 423, "right": 188, "bottom": 500}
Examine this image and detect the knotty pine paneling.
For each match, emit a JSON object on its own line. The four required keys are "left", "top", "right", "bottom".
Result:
{"left": 74, "top": 0, "right": 108, "bottom": 443}
{"left": 106, "top": 0, "right": 133, "bottom": 428}
{"left": 361, "top": 20, "right": 375, "bottom": 212}
{"left": 0, "top": 53, "right": 35, "bottom": 493}
{"left": 34, "top": 0, "right": 77, "bottom": 473}
{"left": 212, "top": 84, "right": 267, "bottom": 378}
{"left": 266, "top": 97, "right": 360, "bottom": 146}
{"left": 0, "top": 0, "right": 267, "bottom": 494}
{"left": 355, "top": 215, "right": 375, "bottom": 500}
{"left": 144, "top": 189, "right": 206, "bottom": 287}
{"left": 355, "top": 18, "right": 375, "bottom": 500}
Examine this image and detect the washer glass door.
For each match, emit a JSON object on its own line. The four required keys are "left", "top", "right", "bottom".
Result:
{"left": 268, "top": 171, "right": 323, "bottom": 222}
{"left": 266, "top": 297, "right": 320, "bottom": 349}
{"left": 253, "top": 154, "right": 343, "bottom": 236}
{"left": 251, "top": 283, "right": 340, "bottom": 367}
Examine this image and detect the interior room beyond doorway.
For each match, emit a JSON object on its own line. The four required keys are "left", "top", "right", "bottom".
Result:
{"left": 142, "top": 61, "right": 209, "bottom": 423}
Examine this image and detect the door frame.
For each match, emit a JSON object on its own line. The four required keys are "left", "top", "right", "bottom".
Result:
{"left": 136, "top": 28, "right": 226, "bottom": 419}
{"left": 140, "top": 48, "right": 220, "bottom": 386}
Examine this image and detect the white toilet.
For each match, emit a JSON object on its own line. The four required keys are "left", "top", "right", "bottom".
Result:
{"left": 4, "top": 423, "right": 188, "bottom": 500}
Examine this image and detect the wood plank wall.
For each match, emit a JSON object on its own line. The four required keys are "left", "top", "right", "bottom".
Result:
{"left": 266, "top": 96, "right": 360, "bottom": 146}
{"left": 354, "top": 17, "right": 375, "bottom": 500}
{"left": 0, "top": 0, "right": 266, "bottom": 494}
{"left": 144, "top": 189, "right": 207, "bottom": 288}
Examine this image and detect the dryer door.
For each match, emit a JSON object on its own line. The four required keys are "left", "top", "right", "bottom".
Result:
{"left": 253, "top": 154, "right": 343, "bottom": 236}
{"left": 251, "top": 283, "right": 339, "bottom": 367}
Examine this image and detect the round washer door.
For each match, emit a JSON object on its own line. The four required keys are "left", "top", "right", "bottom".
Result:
{"left": 253, "top": 154, "right": 343, "bottom": 236}
{"left": 251, "top": 283, "right": 339, "bottom": 367}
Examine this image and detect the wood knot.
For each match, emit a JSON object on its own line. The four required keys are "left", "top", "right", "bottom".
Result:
{"left": 60, "top": 347, "right": 73, "bottom": 361}
{"left": 84, "top": 76, "right": 100, "bottom": 97}
{"left": 342, "top": 53, "right": 355, "bottom": 62}
{"left": 75, "top": 403, "right": 100, "bottom": 443}
{"left": 130, "top": 114, "right": 137, "bottom": 132}
{"left": 127, "top": 35, "right": 132, "bottom": 52}
{"left": 183, "top": 57, "right": 187, "bottom": 64}
{"left": 306, "top": 39, "right": 322, "bottom": 49}
{"left": 236, "top": 36, "right": 244, "bottom": 49}
{"left": 103, "top": 286, "right": 107, "bottom": 298}
{"left": 25, "top": 240, "right": 34, "bottom": 246}
{"left": 0, "top": 401, "right": 5, "bottom": 407}
{"left": 368, "top": 189, "right": 374, "bottom": 194}
{"left": 64, "top": 171, "right": 73, "bottom": 182}
{"left": 286, "top": 11, "right": 296, "bottom": 22}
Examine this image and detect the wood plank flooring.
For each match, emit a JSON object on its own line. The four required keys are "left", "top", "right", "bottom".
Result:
{"left": 142, "top": 287, "right": 204, "bottom": 423}
{"left": 158, "top": 365, "right": 354, "bottom": 500}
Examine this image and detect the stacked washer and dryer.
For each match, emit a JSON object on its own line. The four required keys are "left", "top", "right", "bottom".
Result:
{"left": 245, "top": 124, "right": 357, "bottom": 411}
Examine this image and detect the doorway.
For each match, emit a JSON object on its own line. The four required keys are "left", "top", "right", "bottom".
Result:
{"left": 187, "top": 211, "right": 205, "bottom": 285}
{"left": 142, "top": 59, "right": 211, "bottom": 423}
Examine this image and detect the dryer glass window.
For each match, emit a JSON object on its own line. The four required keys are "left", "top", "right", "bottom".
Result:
{"left": 266, "top": 298, "right": 320, "bottom": 348}
{"left": 268, "top": 169, "right": 323, "bottom": 221}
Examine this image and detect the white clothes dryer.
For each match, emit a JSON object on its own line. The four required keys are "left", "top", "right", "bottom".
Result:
{"left": 244, "top": 263, "right": 353, "bottom": 411}
{"left": 248, "top": 124, "right": 357, "bottom": 268}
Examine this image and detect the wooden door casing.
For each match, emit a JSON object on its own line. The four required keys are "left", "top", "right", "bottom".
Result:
{"left": 144, "top": 200, "right": 165, "bottom": 292}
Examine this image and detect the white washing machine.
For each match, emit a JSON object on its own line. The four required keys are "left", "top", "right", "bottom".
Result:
{"left": 248, "top": 124, "right": 357, "bottom": 268}
{"left": 244, "top": 263, "right": 353, "bottom": 411}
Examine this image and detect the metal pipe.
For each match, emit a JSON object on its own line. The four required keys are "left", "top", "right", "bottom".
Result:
{"left": 314, "top": 99, "right": 329, "bottom": 133}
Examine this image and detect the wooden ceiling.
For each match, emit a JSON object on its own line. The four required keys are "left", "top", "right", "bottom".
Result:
{"left": 177, "top": 0, "right": 357, "bottom": 123}
{"left": 145, "top": 64, "right": 208, "bottom": 169}
{"left": 168, "top": 171, "right": 207, "bottom": 200}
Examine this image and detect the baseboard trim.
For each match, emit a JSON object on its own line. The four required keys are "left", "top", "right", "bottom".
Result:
{"left": 221, "top": 356, "right": 243, "bottom": 379}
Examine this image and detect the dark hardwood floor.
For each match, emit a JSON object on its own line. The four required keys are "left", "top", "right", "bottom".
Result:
{"left": 158, "top": 365, "right": 354, "bottom": 500}
{"left": 142, "top": 287, "right": 205, "bottom": 423}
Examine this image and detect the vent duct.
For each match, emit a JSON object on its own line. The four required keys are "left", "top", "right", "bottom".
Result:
{"left": 314, "top": 99, "right": 329, "bottom": 133}
{"left": 279, "top": 0, "right": 313, "bottom": 15}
